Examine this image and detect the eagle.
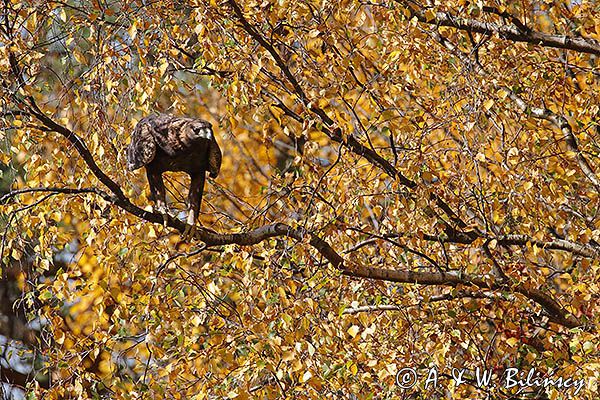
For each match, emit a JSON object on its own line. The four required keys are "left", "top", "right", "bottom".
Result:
{"left": 126, "top": 114, "right": 222, "bottom": 238}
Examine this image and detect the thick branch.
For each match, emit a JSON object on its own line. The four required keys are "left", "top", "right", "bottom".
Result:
{"left": 3, "top": 182, "right": 582, "bottom": 328}
{"left": 399, "top": 2, "right": 600, "bottom": 55}
{"left": 344, "top": 266, "right": 580, "bottom": 328}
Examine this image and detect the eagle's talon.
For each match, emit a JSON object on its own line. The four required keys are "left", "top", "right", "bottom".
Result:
{"left": 153, "top": 201, "right": 170, "bottom": 227}
{"left": 181, "top": 223, "right": 196, "bottom": 241}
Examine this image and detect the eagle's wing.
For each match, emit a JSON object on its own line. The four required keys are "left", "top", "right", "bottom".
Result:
{"left": 126, "top": 117, "right": 157, "bottom": 171}
{"left": 208, "top": 137, "right": 222, "bottom": 178}
{"left": 129, "top": 115, "right": 221, "bottom": 177}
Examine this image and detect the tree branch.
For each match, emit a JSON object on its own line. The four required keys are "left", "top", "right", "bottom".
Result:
{"left": 4, "top": 178, "right": 583, "bottom": 328}
{"left": 398, "top": 2, "right": 600, "bottom": 55}
{"left": 0, "top": 187, "right": 112, "bottom": 204}
{"left": 226, "top": 0, "right": 410, "bottom": 183}
{"left": 342, "top": 290, "right": 518, "bottom": 314}
{"left": 496, "top": 234, "right": 599, "bottom": 258}
{"left": 344, "top": 265, "right": 581, "bottom": 328}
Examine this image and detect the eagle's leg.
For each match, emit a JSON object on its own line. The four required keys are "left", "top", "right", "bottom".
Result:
{"left": 182, "top": 171, "right": 206, "bottom": 240}
{"left": 146, "top": 169, "right": 169, "bottom": 227}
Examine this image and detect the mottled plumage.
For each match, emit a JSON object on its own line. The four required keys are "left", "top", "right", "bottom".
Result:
{"left": 126, "top": 114, "right": 221, "bottom": 237}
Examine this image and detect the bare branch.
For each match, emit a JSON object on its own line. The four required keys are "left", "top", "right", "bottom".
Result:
{"left": 345, "top": 265, "right": 581, "bottom": 328}
{"left": 342, "top": 291, "right": 518, "bottom": 314}
{"left": 343, "top": 305, "right": 402, "bottom": 314}
{"left": 0, "top": 187, "right": 111, "bottom": 204}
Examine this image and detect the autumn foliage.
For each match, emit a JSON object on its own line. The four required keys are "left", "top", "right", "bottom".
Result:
{"left": 1, "top": 0, "right": 600, "bottom": 398}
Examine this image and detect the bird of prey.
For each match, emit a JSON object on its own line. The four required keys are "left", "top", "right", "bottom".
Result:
{"left": 126, "top": 114, "right": 221, "bottom": 238}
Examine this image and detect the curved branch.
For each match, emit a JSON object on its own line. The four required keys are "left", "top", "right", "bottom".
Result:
{"left": 343, "top": 305, "right": 402, "bottom": 314}
{"left": 496, "top": 234, "right": 599, "bottom": 258}
{"left": 0, "top": 187, "right": 111, "bottom": 204}
{"left": 6, "top": 111, "right": 582, "bottom": 329}
{"left": 342, "top": 290, "right": 518, "bottom": 314}
{"left": 226, "top": 0, "right": 409, "bottom": 183}
{"left": 25, "top": 109, "right": 129, "bottom": 199}
{"left": 345, "top": 265, "right": 581, "bottom": 328}
{"left": 3, "top": 180, "right": 583, "bottom": 328}
{"left": 348, "top": 229, "right": 600, "bottom": 259}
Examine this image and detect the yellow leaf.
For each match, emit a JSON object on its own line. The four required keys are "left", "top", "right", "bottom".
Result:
{"left": 300, "top": 370, "right": 312, "bottom": 383}
{"left": 269, "top": 104, "right": 284, "bottom": 124}
{"left": 11, "top": 248, "right": 21, "bottom": 261}
{"left": 453, "top": 99, "right": 467, "bottom": 112}
{"left": 72, "top": 50, "right": 86, "bottom": 64}
{"left": 158, "top": 60, "right": 169, "bottom": 77}
{"left": 129, "top": 21, "right": 137, "bottom": 40}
